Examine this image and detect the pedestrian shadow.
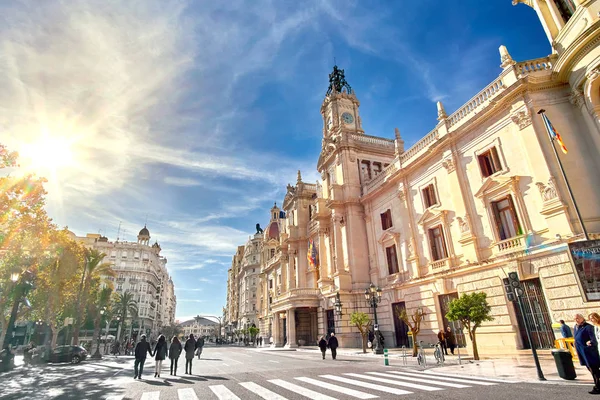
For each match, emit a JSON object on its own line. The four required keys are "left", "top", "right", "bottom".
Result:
{"left": 180, "top": 375, "right": 208, "bottom": 381}
{"left": 198, "top": 375, "right": 229, "bottom": 381}
{"left": 141, "top": 379, "right": 173, "bottom": 386}
{"left": 198, "top": 358, "right": 222, "bottom": 361}
{"left": 165, "top": 377, "right": 194, "bottom": 384}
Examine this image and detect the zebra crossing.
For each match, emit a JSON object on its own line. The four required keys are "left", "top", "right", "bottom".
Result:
{"left": 120, "top": 369, "right": 518, "bottom": 400}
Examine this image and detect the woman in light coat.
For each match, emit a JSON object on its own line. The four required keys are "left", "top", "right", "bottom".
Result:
{"left": 184, "top": 334, "right": 197, "bottom": 375}
{"left": 588, "top": 312, "right": 600, "bottom": 356}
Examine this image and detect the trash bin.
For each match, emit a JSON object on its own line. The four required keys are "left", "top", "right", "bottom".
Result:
{"left": 552, "top": 349, "right": 577, "bottom": 380}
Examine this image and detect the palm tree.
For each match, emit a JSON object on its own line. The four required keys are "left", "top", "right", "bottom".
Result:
{"left": 115, "top": 291, "right": 138, "bottom": 342}
{"left": 73, "top": 249, "right": 115, "bottom": 344}
{"left": 92, "top": 287, "right": 114, "bottom": 357}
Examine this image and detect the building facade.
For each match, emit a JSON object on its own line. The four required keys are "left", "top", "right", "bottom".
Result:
{"left": 181, "top": 317, "right": 219, "bottom": 341}
{"left": 76, "top": 226, "right": 177, "bottom": 340}
{"left": 226, "top": 0, "right": 600, "bottom": 354}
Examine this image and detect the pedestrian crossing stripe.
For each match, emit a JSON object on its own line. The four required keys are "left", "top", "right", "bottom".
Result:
{"left": 294, "top": 377, "right": 377, "bottom": 399}
{"left": 421, "top": 369, "right": 520, "bottom": 383}
{"left": 130, "top": 369, "right": 518, "bottom": 399}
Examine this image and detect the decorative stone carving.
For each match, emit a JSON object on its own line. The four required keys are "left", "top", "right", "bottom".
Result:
{"left": 442, "top": 157, "right": 455, "bottom": 173}
{"left": 587, "top": 67, "right": 600, "bottom": 82}
{"left": 569, "top": 89, "right": 585, "bottom": 109}
{"left": 457, "top": 215, "right": 470, "bottom": 234}
{"left": 437, "top": 101, "right": 447, "bottom": 120}
{"left": 536, "top": 177, "right": 558, "bottom": 202}
{"left": 406, "top": 241, "right": 413, "bottom": 256}
{"left": 349, "top": 154, "right": 356, "bottom": 162}
{"left": 512, "top": 0, "right": 533, "bottom": 8}
{"left": 511, "top": 110, "right": 532, "bottom": 130}
{"left": 499, "top": 45, "right": 516, "bottom": 69}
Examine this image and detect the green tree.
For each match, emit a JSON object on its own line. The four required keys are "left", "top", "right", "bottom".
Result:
{"left": 91, "top": 287, "right": 114, "bottom": 354}
{"left": 161, "top": 324, "right": 183, "bottom": 340}
{"left": 248, "top": 326, "right": 259, "bottom": 344}
{"left": 350, "top": 312, "right": 372, "bottom": 353}
{"left": 397, "top": 307, "right": 426, "bottom": 357}
{"left": 115, "top": 291, "right": 138, "bottom": 341}
{"left": 0, "top": 144, "right": 56, "bottom": 348}
{"left": 30, "top": 229, "right": 85, "bottom": 348}
{"left": 73, "top": 249, "right": 115, "bottom": 344}
{"left": 446, "top": 292, "right": 494, "bottom": 361}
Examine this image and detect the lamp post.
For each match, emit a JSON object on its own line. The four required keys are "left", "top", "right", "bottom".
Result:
{"left": 92, "top": 308, "right": 106, "bottom": 359}
{"left": 364, "top": 283, "right": 383, "bottom": 355}
{"left": 333, "top": 292, "right": 343, "bottom": 335}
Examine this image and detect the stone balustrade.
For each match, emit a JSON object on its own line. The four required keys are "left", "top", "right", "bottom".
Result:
{"left": 303, "top": 183, "right": 317, "bottom": 191}
{"left": 495, "top": 235, "right": 526, "bottom": 255}
{"left": 447, "top": 78, "right": 505, "bottom": 128}
{"left": 514, "top": 56, "right": 554, "bottom": 77}
{"left": 350, "top": 133, "right": 395, "bottom": 147}
{"left": 273, "top": 288, "right": 320, "bottom": 303}
{"left": 399, "top": 128, "right": 439, "bottom": 166}
{"left": 365, "top": 162, "right": 399, "bottom": 191}
{"left": 429, "top": 258, "right": 450, "bottom": 273}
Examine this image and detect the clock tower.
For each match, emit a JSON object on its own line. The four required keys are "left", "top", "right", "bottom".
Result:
{"left": 320, "top": 65, "right": 363, "bottom": 137}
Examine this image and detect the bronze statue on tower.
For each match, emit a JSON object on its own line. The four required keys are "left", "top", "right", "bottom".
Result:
{"left": 326, "top": 65, "right": 352, "bottom": 96}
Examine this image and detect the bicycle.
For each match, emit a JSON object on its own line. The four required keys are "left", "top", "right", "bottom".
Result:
{"left": 432, "top": 341, "right": 445, "bottom": 365}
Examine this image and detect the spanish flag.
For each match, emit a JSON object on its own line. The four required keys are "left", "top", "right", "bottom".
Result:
{"left": 541, "top": 112, "right": 568, "bottom": 154}
{"left": 307, "top": 238, "right": 319, "bottom": 269}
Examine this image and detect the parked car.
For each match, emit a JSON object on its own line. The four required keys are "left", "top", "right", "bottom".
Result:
{"left": 47, "top": 345, "right": 87, "bottom": 364}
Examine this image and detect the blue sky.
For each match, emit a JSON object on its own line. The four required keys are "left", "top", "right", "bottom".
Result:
{"left": 1, "top": 0, "right": 550, "bottom": 321}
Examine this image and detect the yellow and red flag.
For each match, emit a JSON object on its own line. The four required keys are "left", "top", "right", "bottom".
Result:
{"left": 541, "top": 113, "right": 568, "bottom": 154}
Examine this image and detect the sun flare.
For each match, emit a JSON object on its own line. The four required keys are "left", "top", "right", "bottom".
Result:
{"left": 20, "top": 134, "right": 76, "bottom": 176}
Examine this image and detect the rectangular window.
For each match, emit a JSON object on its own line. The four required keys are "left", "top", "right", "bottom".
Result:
{"left": 122, "top": 251, "right": 128, "bottom": 258}
{"left": 428, "top": 225, "right": 448, "bottom": 261}
{"left": 422, "top": 184, "right": 437, "bottom": 208}
{"left": 478, "top": 147, "right": 502, "bottom": 178}
{"left": 380, "top": 209, "right": 393, "bottom": 230}
{"left": 491, "top": 196, "right": 522, "bottom": 240}
{"left": 385, "top": 245, "right": 399, "bottom": 275}
{"left": 270, "top": 249, "right": 275, "bottom": 258}
{"left": 111, "top": 251, "right": 117, "bottom": 258}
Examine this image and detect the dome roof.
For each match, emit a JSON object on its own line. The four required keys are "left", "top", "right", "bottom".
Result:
{"left": 264, "top": 221, "right": 280, "bottom": 240}
{"left": 139, "top": 225, "right": 150, "bottom": 237}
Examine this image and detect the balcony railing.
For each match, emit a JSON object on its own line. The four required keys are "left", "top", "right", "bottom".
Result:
{"left": 428, "top": 258, "right": 450, "bottom": 273}
{"left": 495, "top": 235, "right": 527, "bottom": 256}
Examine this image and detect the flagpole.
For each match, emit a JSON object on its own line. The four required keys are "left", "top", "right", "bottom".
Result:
{"left": 537, "top": 109, "right": 589, "bottom": 240}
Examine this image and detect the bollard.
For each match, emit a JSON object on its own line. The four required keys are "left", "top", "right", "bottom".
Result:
{"left": 384, "top": 348, "right": 389, "bottom": 366}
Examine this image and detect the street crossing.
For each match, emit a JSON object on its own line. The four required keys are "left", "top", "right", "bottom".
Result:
{"left": 115, "top": 369, "right": 519, "bottom": 400}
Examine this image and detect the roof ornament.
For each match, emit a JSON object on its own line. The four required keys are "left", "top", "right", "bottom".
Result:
{"left": 394, "top": 128, "right": 405, "bottom": 154}
{"left": 326, "top": 65, "right": 352, "bottom": 96}
{"left": 499, "top": 45, "right": 516, "bottom": 69}
{"left": 297, "top": 170, "right": 302, "bottom": 184}
{"left": 437, "top": 101, "right": 448, "bottom": 121}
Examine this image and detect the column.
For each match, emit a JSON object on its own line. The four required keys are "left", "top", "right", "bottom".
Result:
{"left": 332, "top": 212, "right": 344, "bottom": 274}
{"left": 318, "top": 229, "right": 331, "bottom": 282}
{"left": 285, "top": 308, "right": 297, "bottom": 348}
{"left": 287, "top": 253, "right": 296, "bottom": 290}
{"left": 271, "top": 314, "right": 279, "bottom": 347}
{"left": 281, "top": 254, "right": 288, "bottom": 293}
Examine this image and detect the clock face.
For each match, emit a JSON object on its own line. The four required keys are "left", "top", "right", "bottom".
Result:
{"left": 342, "top": 112, "right": 354, "bottom": 124}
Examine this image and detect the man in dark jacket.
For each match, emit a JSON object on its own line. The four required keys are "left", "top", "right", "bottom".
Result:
{"left": 560, "top": 319, "right": 573, "bottom": 338}
{"left": 134, "top": 334, "right": 153, "bottom": 379}
{"left": 574, "top": 313, "right": 600, "bottom": 394}
{"left": 318, "top": 336, "right": 328, "bottom": 360}
{"left": 327, "top": 332, "right": 339, "bottom": 360}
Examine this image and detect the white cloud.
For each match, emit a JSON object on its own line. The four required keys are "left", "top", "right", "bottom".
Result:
{"left": 163, "top": 177, "right": 202, "bottom": 187}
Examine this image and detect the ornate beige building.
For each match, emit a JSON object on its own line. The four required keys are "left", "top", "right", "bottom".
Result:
{"left": 76, "top": 226, "right": 177, "bottom": 340}
{"left": 226, "top": 0, "right": 600, "bottom": 354}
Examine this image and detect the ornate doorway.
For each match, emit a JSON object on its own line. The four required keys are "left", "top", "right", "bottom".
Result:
{"left": 513, "top": 278, "right": 554, "bottom": 349}
{"left": 438, "top": 293, "right": 466, "bottom": 347}
{"left": 391, "top": 302, "right": 409, "bottom": 347}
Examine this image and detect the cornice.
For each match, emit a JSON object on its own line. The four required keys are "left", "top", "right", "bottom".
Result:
{"left": 554, "top": 21, "right": 600, "bottom": 81}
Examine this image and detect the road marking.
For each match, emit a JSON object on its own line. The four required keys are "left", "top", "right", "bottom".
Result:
{"left": 295, "top": 377, "right": 378, "bottom": 399}
{"left": 178, "top": 388, "right": 199, "bottom": 400}
{"left": 269, "top": 379, "right": 339, "bottom": 400}
{"left": 225, "top": 359, "right": 243, "bottom": 364}
{"left": 210, "top": 385, "right": 241, "bottom": 400}
{"left": 320, "top": 375, "right": 412, "bottom": 395}
{"left": 105, "top": 396, "right": 124, "bottom": 400}
{"left": 240, "top": 382, "right": 289, "bottom": 400}
{"left": 365, "top": 372, "right": 469, "bottom": 388}
{"left": 222, "top": 363, "right": 230, "bottom": 367}
{"left": 389, "top": 371, "right": 496, "bottom": 385}
{"left": 344, "top": 373, "right": 442, "bottom": 391}
{"left": 268, "top": 360, "right": 280, "bottom": 363}
{"left": 140, "top": 392, "right": 160, "bottom": 400}
{"left": 421, "top": 370, "right": 519, "bottom": 383}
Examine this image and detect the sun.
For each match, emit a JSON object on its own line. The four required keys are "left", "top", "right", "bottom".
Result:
{"left": 19, "top": 133, "right": 75, "bottom": 176}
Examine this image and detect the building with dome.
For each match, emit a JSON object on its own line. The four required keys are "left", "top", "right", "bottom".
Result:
{"left": 76, "top": 225, "right": 177, "bottom": 340}
{"left": 226, "top": 0, "right": 600, "bottom": 355}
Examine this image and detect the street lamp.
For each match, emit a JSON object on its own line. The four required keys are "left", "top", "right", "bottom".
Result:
{"left": 364, "top": 283, "right": 383, "bottom": 355}
{"left": 92, "top": 308, "right": 106, "bottom": 359}
{"left": 334, "top": 293, "right": 343, "bottom": 316}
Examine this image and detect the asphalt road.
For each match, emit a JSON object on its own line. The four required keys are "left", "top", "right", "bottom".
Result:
{"left": 0, "top": 346, "right": 594, "bottom": 399}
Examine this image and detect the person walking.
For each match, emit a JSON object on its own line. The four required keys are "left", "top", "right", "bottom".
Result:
{"left": 196, "top": 336, "right": 205, "bottom": 359}
{"left": 574, "top": 313, "right": 600, "bottom": 394}
{"left": 437, "top": 329, "right": 448, "bottom": 355}
{"left": 184, "top": 334, "right": 196, "bottom": 375}
{"left": 169, "top": 336, "right": 183, "bottom": 376}
{"left": 134, "top": 334, "right": 153, "bottom": 380}
{"left": 318, "top": 336, "right": 328, "bottom": 360}
{"left": 589, "top": 313, "right": 600, "bottom": 356}
{"left": 445, "top": 327, "right": 456, "bottom": 355}
{"left": 560, "top": 319, "right": 573, "bottom": 338}
{"left": 328, "top": 332, "right": 339, "bottom": 360}
{"left": 153, "top": 335, "right": 168, "bottom": 378}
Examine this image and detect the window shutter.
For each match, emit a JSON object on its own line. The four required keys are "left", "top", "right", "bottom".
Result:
{"left": 491, "top": 200, "right": 506, "bottom": 240}
{"left": 428, "top": 229, "right": 438, "bottom": 260}
{"left": 507, "top": 195, "right": 522, "bottom": 235}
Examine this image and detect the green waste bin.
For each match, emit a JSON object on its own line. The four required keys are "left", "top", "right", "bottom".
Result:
{"left": 552, "top": 349, "right": 577, "bottom": 380}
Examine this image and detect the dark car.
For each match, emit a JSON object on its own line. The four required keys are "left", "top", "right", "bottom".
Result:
{"left": 48, "top": 345, "right": 87, "bottom": 364}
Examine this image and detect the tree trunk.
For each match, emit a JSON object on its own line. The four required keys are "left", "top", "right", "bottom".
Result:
{"left": 0, "top": 316, "right": 7, "bottom": 350}
{"left": 93, "top": 316, "right": 101, "bottom": 354}
{"left": 412, "top": 332, "right": 419, "bottom": 357}
{"left": 471, "top": 329, "right": 479, "bottom": 361}
{"left": 362, "top": 333, "right": 367, "bottom": 353}
{"left": 73, "top": 266, "right": 88, "bottom": 346}
{"left": 50, "top": 324, "right": 58, "bottom": 349}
